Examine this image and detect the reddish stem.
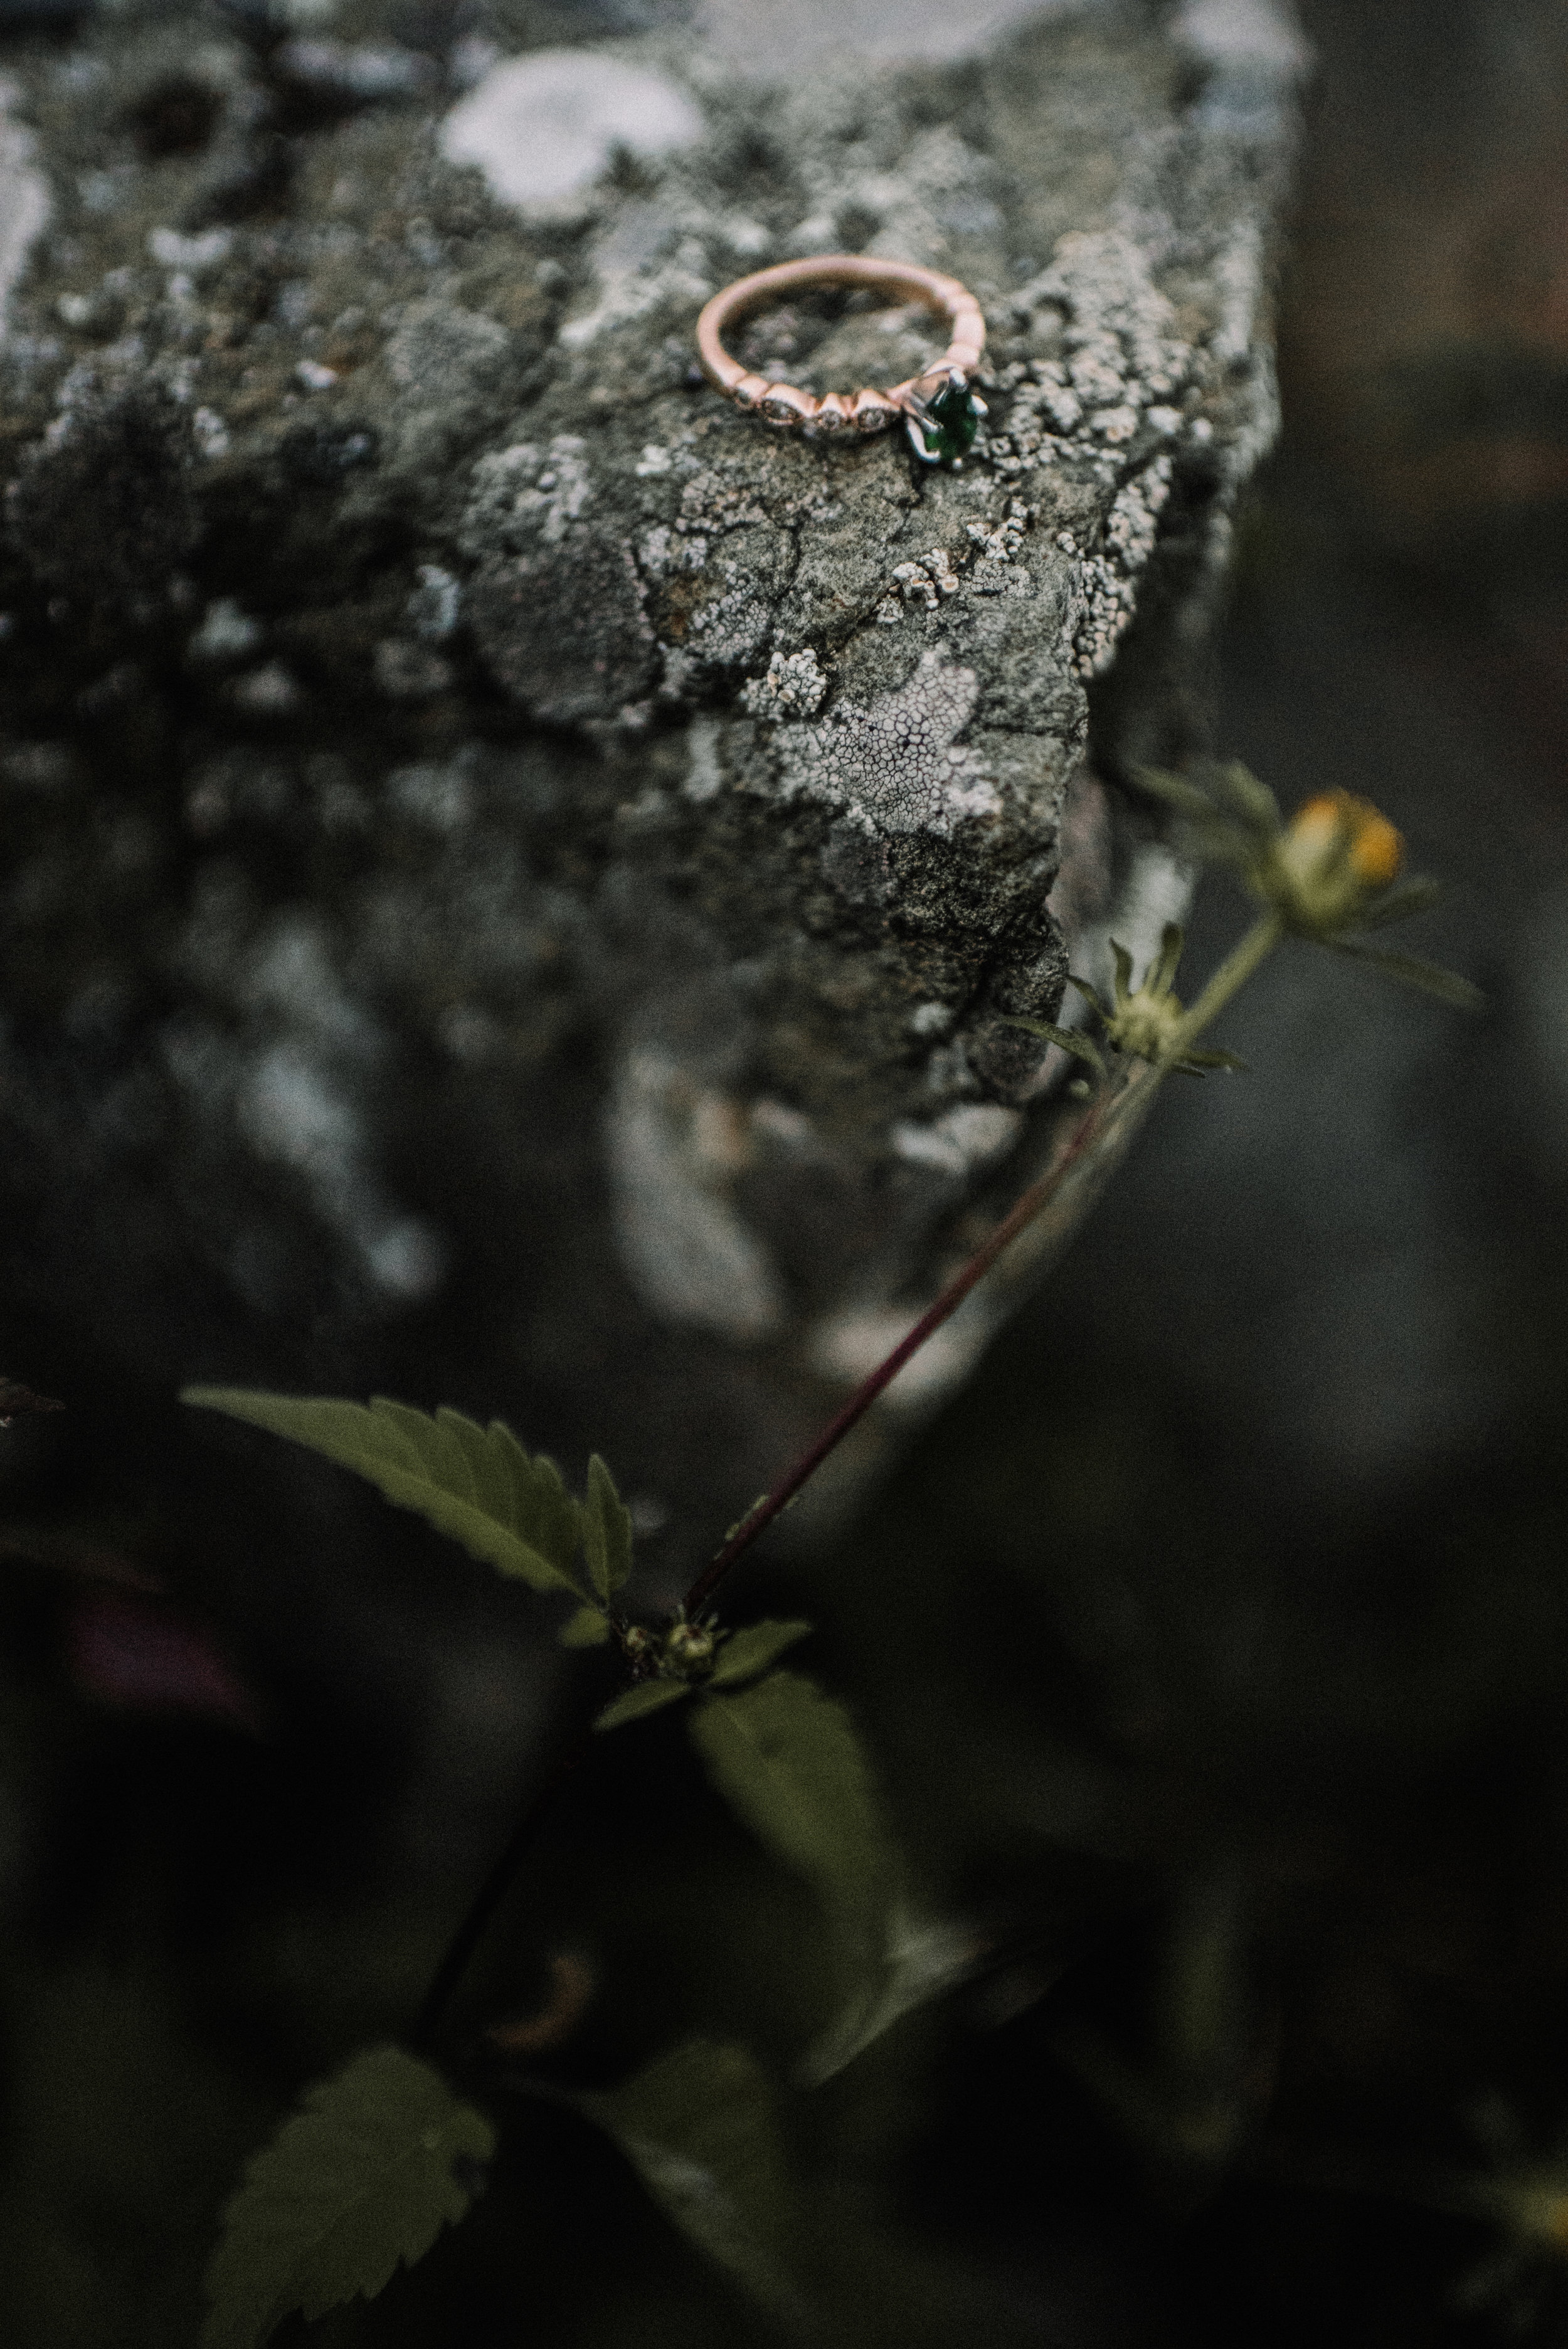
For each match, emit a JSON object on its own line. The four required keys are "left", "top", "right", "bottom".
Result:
{"left": 419, "top": 1068, "right": 1147, "bottom": 2049}
{"left": 684, "top": 1067, "right": 1145, "bottom": 1618}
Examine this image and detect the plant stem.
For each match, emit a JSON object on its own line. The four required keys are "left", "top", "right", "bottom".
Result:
{"left": 685, "top": 1061, "right": 1148, "bottom": 1617}
{"left": 684, "top": 909, "right": 1281, "bottom": 1618}
{"left": 414, "top": 911, "right": 1280, "bottom": 2048}
{"left": 413, "top": 1726, "right": 595, "bottom": 2053}
{"left": 1172, "top": 911, "right": 1283, "bottom": 1051}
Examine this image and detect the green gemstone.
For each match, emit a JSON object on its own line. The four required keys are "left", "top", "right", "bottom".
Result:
{"left": 916, "top": 378, "right": 981, "bottom": 464}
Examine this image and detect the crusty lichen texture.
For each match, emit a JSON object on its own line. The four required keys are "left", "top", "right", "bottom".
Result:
{"left": 0, "top": 0, "right": 1296, "bottom": 1564}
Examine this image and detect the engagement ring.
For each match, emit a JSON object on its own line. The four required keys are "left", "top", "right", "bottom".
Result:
{"left": 696, "top": 255, "right": 987, "bottom": 466}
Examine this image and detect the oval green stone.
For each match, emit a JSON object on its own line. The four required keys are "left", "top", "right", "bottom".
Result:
{"left": 919, "top": 379, "right": 981, "bottom": 463}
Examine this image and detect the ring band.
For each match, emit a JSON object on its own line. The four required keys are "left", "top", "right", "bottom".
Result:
{"left": 696, "top": 255, "right": 987, "bottom": 462}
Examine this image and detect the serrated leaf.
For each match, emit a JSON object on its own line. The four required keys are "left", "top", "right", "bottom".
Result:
{"left": 583, "top": 1453, "right": 633, "bottom": 1603}
{"left": 559, "top": 1604, "right": 612, "bottom": 1648}
{"left": 687, "top": 1672, "right": 899, "bottom": 1966}
{"left": 595, "top": 1677, "right": 693, "bottom": 1732}
{"left": 582, "top": 2040, "right": 803, "bottom": 2324}
{"left": 709, "top": 1620, "right": 813, "bottom": 1689}
{"left": 203, "top": 2046, "right": 494, "bottom": 2349}
{"left": 183, "top": 1390, "right": 586, "bottom": 1597}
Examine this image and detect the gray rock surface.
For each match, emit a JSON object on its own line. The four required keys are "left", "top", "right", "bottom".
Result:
{"left": 0, "top": 0, "right": 1298, "bottom": 1579}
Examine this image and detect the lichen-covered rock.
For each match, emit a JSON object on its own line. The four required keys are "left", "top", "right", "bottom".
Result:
{"left": 0, "top": 0, "right": 1300, "bottom": 1576}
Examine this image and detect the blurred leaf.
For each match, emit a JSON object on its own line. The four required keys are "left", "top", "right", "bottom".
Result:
{"left": 687, "top": 1673, "right": 899, "bottom": 1966}
{"left": 583, "top": 2040, "right": 803, "bottom": 2325}
{"left": 559, "top": 1604, "right": 613, "bottom": 1647}
{"left": 1212, "top": 759, "right": 1283, "bottom": 832}
{"left": 1353, "top": 874, "right": 1443, "bottom": 931}
{"left": 202, "top": 2047, "right": 494, "bottom": 2349}
{"left": 595, "top": 1677, "right": 693, "bottom": 1732}
{"left": 999, "top": 1017, "right": 1106, "bottom": 1074}
{"left": 183, "top": 1391, "right": 587, "bottom": 1597}
{"left": 1151, "top": 922, "right": 1185, "bottom": 992}
{"left": 1327, "top": 939, "right": 1485, "bottom": 1010}
{"left": 584, "top": 1454, "right": 633, "bottom": 1603}
{"left": 1156, "top": 1867, "right": 1252, "bottom": 2102}
{"left": 800, "top": 1908, "right": 982, "bottom": 2087}
{"left": 709, "top": 1621, "right": 813, "bottom": 1689}
{"left": 1131, "top": 763, "right": 1222, "bottom": 822}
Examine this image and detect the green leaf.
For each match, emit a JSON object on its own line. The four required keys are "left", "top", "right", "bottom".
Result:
{"left": 1063, "top": 971, "right": 1110, "bottom": 1021}
{"left": 595, "top": 1677, "right": 693, "bottom": 1733}
{"left": 583, "top": 1453, "right": 633, "bottom": 1604}
{"left": 800, "top": 1907, "right": 983, "bottom": 2087}
{"left": 582, "top": 2040, "right": 802, "bottom": 2323}
{"left": 1130, "top": 763, "right": 1222, "bottom": 822}
{"left": 709, "top": 1620, "right": 813, "bottom": 1689}
{"left": 1109, "top": 939, "right": 1135, "bottom": 1002}
{"left": 1175, "top": 1048, "right": 1248, "bottom": 1074}
{"left": 999, "top": 1017, "right": 1106, "bottom": 1075}
{"left": 1355, "top": 875, "right": 1443, "bottom": 931}
{"left": 183, "top": 1390, "right": 586, "bottom": 1597}
{"left": 559, "top": 1604, "right": 612, "bottom": 1648}
{"left": 1212, "top": 759, "right": 1283, "bottom": 834}
{"left": 687, "top": 1672, "right": 899, "bottom": 1965}
{"left": 202, "top": 2047, "right": 494, "bottom": 2349}
{"left": 1150, "top": 921, "right": 1185, "bottom": 995}
{"left": 1327, "top": 940, "right": 1485, "bottom": 1010}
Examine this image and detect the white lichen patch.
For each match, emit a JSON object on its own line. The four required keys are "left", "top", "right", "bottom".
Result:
{"left": 559, "top": 198, "right": 715, "bottom": 349}
{"left": 741, "top": 647, "right": 827, "bottom": 719}
{"left": 989, "top": 230, "right": 1198, "bottom": 481}
{"left": 439, "top": 51, "right": 704, "bottom": 222}
{"left": 879, "top": 502, "right": 1036, "bottom": 620}
{"left": 771, "top": 651, "right": 1000, "bottom": 837}
{"left": 1066, "top": 454, "right": 1175, "bottom": 676}
{"left": 465, "top": 437, "right": 592, "bottom": 547}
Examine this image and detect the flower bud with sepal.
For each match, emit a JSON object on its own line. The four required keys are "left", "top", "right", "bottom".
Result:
{"left": 1256, "top": 789, "right": 1404, "bottom": 936}
{"left": 1004, "top": 924, "right": 1246, "bottom": 1079}
{"left": 1134, "top": 762, "right": 1483, "bottom": 1009}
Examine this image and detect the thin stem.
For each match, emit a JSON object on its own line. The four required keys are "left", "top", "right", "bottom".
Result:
{"left": 1172, "top": 911, "right": 1283, "bottom": 1051}
{"left": 415, "top": 910, "right": 1283, "bottom": 2047}
{"left": 684, "top": 1061, "right": 1152, "bottom": 1618}
{"left": 413, "top": 1726, "right": 595, "bottom": 2052}
{"left": 685, "top": 910, "right": 1281, "bottom": 1619}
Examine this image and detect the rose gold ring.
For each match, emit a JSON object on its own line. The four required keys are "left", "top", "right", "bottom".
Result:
{"left": 695, "top": 255, "right": 987, "bottom": 463}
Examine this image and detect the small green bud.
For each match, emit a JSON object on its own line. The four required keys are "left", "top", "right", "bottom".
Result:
{"left": 664, "top": 1621, "right": 716, "bottom": 1670}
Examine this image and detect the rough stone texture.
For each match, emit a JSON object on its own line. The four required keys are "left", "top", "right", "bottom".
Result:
{"left": 0, "top": 0, "right": 1298, "bottom": 1580}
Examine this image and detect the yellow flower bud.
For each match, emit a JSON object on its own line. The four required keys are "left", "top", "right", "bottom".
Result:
{"left": 1260, "top": 790, "right": 1404, "bottom": 933}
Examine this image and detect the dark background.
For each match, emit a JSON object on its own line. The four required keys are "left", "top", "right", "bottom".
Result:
{"left": 3, "top": 1, "right": 1568, "bottom": 2341}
